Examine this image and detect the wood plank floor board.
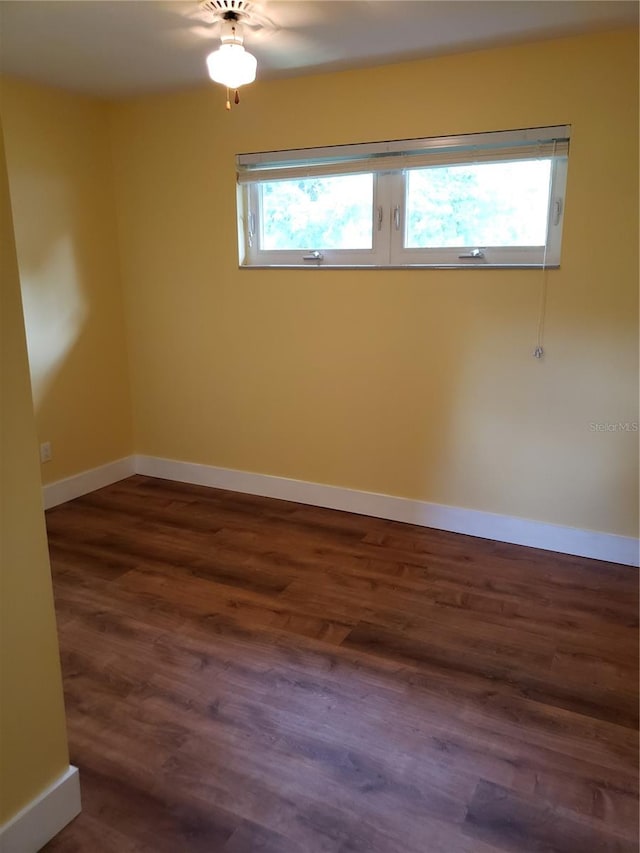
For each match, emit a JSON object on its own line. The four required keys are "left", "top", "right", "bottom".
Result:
{"left": 462, "top": 779, "right": 638, "bottom": 853}
{"left": 42, "top": 476, "right": 638, "bottom": 852}
{"left": 360, "top": 527, "right": 637, "bottom": 586}
{"left": 342, "top": 621, "right": 638, "bottom": 729}
{"left": 222, "top": 821, "right": 305, "bottom": 853}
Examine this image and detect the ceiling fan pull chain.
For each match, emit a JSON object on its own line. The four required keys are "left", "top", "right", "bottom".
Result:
{"left": 235, "top": 90, "right": 240, "bottom": 105}
{"left": 225, "top": 87, "right": 231, "bottom": 110}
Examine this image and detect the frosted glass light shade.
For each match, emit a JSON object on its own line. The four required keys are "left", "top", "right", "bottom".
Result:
{"left": 206, "top": 44, "right": 257, "bottom": 89}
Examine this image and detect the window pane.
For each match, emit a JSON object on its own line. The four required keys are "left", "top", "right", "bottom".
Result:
{"left": 260, "top": 174, "right": 373, "bottom": 250}
{"left": 405, "top": 159, "right": 552, "bottom": 248}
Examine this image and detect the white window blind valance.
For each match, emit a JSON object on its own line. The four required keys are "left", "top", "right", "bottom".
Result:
{"left": 236, "top": 125, "right": 570, "bottom": 184}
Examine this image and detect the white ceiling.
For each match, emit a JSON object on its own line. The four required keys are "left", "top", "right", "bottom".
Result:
{"left": 0, "top": 0, "right": 637, "bottom": 97}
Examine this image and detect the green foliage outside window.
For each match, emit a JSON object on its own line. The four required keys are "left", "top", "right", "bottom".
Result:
{"left": 406, "top": 159, "right": 552, "bottom": 248}
{"left": 261, "top": 174, "right": 373, "bottom": 250}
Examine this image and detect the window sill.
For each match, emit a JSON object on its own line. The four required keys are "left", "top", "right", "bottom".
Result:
{"left": 239, "top": 263, "right": 561, "bottom": 271}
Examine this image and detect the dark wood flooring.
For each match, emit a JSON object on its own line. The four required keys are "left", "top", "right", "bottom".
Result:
{"left": 42, "top": 475, "right": 639, "bottom": 852}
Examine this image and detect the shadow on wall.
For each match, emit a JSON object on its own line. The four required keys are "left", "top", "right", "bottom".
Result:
{"left": 1, "top": 78, "right": 133, "bottom": 483}
{"left": 19, "top": 230, "right": 88, "bottom": 409}
{"left": 11, "top": 192, "right": 131, "bottom": 481}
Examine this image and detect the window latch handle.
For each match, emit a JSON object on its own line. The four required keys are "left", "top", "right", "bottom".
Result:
{"left": 393, "top": 205, "right": 401, "bottom": 231}
{"left": 377, "top": 206, "right": 384, "bottom": 231}
{"left": 458, "top": 248, "right": 485, "bottom": 259}
{"left": 303, "top": 250, "right": 323, "bottom": 263}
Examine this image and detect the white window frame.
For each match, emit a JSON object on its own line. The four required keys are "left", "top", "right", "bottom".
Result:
{"left": 236, "top": 126, "right": 570, "bottom": 269}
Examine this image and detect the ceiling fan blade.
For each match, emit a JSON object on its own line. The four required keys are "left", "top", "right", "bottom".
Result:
{"left": 261, "top": 1, "right": 332, "bottom": 29}
{"left": 254, "top": 28, "right": 336, "bottom": 70}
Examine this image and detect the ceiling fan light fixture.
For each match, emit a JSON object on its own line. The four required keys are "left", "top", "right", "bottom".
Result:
{"left": 206, "top": 13, "right": 257, "bottom": 96}
{"left": 206, "top": 42, "right": 257, "bottom": 88}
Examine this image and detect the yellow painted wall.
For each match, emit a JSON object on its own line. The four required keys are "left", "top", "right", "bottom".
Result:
{"left": 0, "top": 123, "right": 70, "bottom": 823}
{"left": 1, "top": 78, "right": 133, "bottom": 485}
{"left": 109, "top": 29, "right": 638, "bottom": 538}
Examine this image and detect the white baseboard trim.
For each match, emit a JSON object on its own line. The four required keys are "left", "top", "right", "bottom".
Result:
{"left": 134, "top": 455, "right": 639, "bottom": 567}
{"left": 43, "top": 457, "right": 135, "bottom": 510}
{"left": 0, "top": 765, "right": 80, "bottom": 853}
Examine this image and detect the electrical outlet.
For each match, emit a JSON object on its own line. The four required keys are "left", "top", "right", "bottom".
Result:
{"left": 40, "top": 441, "right": 52, "bottom": 463}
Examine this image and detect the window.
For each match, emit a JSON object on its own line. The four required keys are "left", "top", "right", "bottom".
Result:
{"left": 237, "top": 126, "right": 570, "bottom": 269}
